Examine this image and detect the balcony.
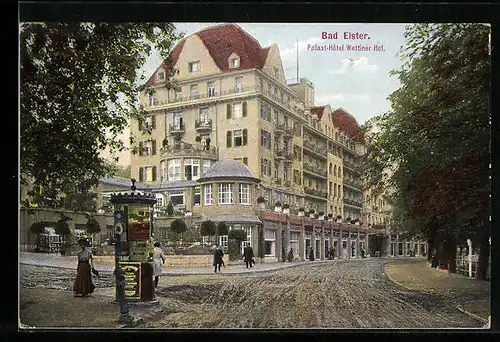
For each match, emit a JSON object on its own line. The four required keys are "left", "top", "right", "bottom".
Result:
{"left": 195, "top": 119, "right": 212, "bottom": 132}
{"left": 154, "top": 87, "right": 259, "bottom": 106}
{"left": 303, "top": 140, "right": 327, "bottom": 160}
{"left": 343, "top": 160, "right": 362, "bottom": 173}
{"left": 168, "top": 123, "right": 185, "bottom": 134}
{"left": 160, "top": 141, "right": 218, "bottom": 159}
{"left": 344, "top": 198, "right": 363, "bottom": 208}
{"left": 303, "top": 162, "right": 327, "bottom": 179}
{"left": 274, "top": 149, "right": 285, "bottom": 159}
{"left": 304, "top": 187, "right": 328, "bottom": 199}
{"left": 284, "top": 151, "right": 294, "bottom": 162}
{"left": 343, "top": 179, "right": 363, "bottom": 190}
{"left": 273, "top": 177, "right": 282, "bottom": 186}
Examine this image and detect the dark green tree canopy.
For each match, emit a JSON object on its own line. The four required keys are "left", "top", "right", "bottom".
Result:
{"left": 228, "top": 229, "right": 247, "bottom": 242}
{"left": 21, "top": 22, "right": 183, "bottom": 206}
{"left": 217, "top": 222, "right": 229, "bottom": 235}
{"left": 200, "top": 220, "right": 216, "bottom": 237}
{"left": 170, "top": 219, "right": 187, "bottom": 234}
{"left": 86, "top": 217, "right": 101, "bottom": 234}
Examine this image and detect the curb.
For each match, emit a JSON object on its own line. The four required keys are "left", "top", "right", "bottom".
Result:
{"left": 456, "top": 305, "right": 489, "bottom": 325}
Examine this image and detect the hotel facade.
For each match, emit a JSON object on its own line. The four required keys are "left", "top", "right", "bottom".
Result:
{"left": 106, "top": 23, "right": 427, "bottom": 261}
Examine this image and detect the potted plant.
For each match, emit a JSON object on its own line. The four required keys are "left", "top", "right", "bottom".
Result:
{"left": 336, "top": 215, "right": 342, "bottom": 223}
{"left": 346, "top": 217, "right": 352, "bottom": 224}
{"left": 274, "top": 201, "right": 282, "bottom": 213}
{"left": 257, "top": 196, "right": 266, "bottom": 209}
{"left": 282, "top": 203, "right": 290, "bottom": 215}
{"left": 298, "top": 207, "right": 305, "bottom": 217}
{"left": 170, "top": 218, "right": 187, "bottom": 246}
{"left": 351, "top": 219, "right": 356, "bottom": 225}
{"left": 314, "top": 214, "right": 319, "bottom": 219}
{"left": 195, "top": 135, "right": 202, "bottom": 143}
{"left": 309, "top": 209, "right": 315, "bottom": 215}
{"left": 318, "top": 211, "right": 324, "bottom": 219}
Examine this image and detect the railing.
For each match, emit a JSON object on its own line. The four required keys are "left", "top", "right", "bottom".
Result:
{"left": 344, "top": 179, "right": 363, "bottom": 190}
{"left": 344, "top": 160, "right": 361, "bottom": 172}
{"left": 160, "top": 142, "right": 218, "bottom": 158}
{"left": 169, "top": 123, "right": 185, "bottom": 133}
{"left": 303, "top": 140, "right": 327, "bottom": 159}
{"left": 284, "top": 151, "right": 294, "bottom": 161}
{"left": 274, "top": 149, "right": 284, "bottom": 158}
{"left": 160, "top": 87, "right": 259, "bottom": 105}
{"left": 344, "top": 198, "right": 363, "bottom": 207}
{"left": 455, "top": 255, "right": 491, "bottom": 280}
{"left": 303, "top": 162, "right": 327, "bottom": 178}
{"left": 195, "top": 119, "right": 212, "bottom": 130}
{"left": 304, "top": 187, "right": 328, "bottom": 199}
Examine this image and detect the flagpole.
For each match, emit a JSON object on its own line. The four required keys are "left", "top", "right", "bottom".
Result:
{"left": 296, "top": 39, "right": 299, "bottom": 83}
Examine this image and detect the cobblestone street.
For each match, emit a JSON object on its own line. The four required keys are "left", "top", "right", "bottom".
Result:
{"left": 19, "top": 258, "right": 488, "bottom": 329}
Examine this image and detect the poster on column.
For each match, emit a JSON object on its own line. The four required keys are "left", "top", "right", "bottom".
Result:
{"left": 117, "top": 262, "right": 141, "bottom": 299}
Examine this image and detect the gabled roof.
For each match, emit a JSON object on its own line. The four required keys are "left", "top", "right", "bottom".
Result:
{"left": 310, "top": 106, "right": 326, "bottom": 120}
{"left": 331, "top": 108, "right": 364, "bottom": 143}
{"left": 145, "top": 24, "right": 271, "bottom": 87}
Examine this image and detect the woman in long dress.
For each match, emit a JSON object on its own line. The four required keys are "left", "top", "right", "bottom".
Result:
{"left": 153, "top": 242, "right": 166, "bottom": 287}
{"left": 73, "top": 238, "right": 96, "bottom": 297}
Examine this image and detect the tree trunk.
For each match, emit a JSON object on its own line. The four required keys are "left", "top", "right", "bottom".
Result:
{"left": 475, "top": 220, "right": 490, "bottom": 280}
{"left": 445, "top": 235, "right": 457, "bottom": 273}
{"left": 427, "top": 238, "right": 434, "bottom": 262}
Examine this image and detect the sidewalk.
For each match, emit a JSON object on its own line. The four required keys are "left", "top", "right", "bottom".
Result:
{"left": 386, "top": 259, "right": 491, "bottom": 325}
{"left": 21, "top": 251, "right": 368, "bottom": 276}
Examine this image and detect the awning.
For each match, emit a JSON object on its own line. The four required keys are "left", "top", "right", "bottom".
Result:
{"left": 200, "top": 215, "right": 262, "bottom": 224}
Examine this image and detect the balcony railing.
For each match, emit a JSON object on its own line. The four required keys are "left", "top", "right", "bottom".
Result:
{"left": 304, "top": 187, "right": 328, "bottom": 199}
{"left": 159, "top": 87, "right": 259, "bottom": 105}
{"left": 344, "top": 198, "right": 363, "bottom": 208}
{"left": 344, "top": 160, "right": 361, "bottom": 172}
{"left": 160, "top": 141, "right": 218, "bottom": 159}
{"left": 169, "top": 123, "right": 185, "bottom": 133}
{"left": 284, "top": 151, "right": 294, "bottom": 162}
{"left": 343, "top": 179, "right": 363, "bottom": 190}
{"left": 303, "top": 140, "right": 327, "bottom": 159}
{"left": 303, "top": 162, "right": 327, "bottom": 179}
{"left": 195, "top": 119, "right": 212, "bottom": 131}
{"left": 274, "top": 149, "right": 284, "bottom": 159}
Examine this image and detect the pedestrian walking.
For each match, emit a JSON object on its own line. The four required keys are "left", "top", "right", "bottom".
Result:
{"left": 287, "top": 248, "right": 294, "bottom": 262}
{"left": 329, "top": 246, "right": 335, "bottom": 260}
{"left": 360, "top": 246, "right": 366, "bottom": 258}
{"left": 73, "top": 237, "right": 96, "bottom": 297}
{"left": 153, "top": 242, "right": 166, "bottom": 287}
{"left": 309, "top": 247, "right": 315, "bottom": 261}
{"left": 244, "top": 245, "right": 254, "bottom": 268}
{"left": 213, "top": 245, "right": 224, "bottom": 273}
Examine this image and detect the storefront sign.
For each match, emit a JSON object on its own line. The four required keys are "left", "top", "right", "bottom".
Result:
{"left": 118, "top": 262, "right": 141, "bottom": 299}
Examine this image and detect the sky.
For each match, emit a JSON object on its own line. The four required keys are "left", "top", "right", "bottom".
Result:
{"left": 109, "top": 22, "right": 409, "bottom": 167}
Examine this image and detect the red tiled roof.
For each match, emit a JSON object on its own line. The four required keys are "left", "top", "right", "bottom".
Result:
{"left": 332, "top": 108, "right": 364, "bottom": 143}
{"left": 145, "top": 24, "right": 270, "bottom": 87}
{"left": 144, "top": 39, "right": 186, "bottom": 87}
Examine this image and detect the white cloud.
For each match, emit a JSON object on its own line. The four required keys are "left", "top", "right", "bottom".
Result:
{"left": 327, "top": 57, "right": 379, "bottom": 75}
{"left": 279, "top": 37, "right": 323, "bottom": 61}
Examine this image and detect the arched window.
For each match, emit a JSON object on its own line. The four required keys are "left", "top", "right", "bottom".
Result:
{"left": 334, "top": 165, "right": 337, "bottom": 176}
{"left": 338, "top": 167, "right": 342, "bottom": 178}
{"left": 329, "top": 163, "right": 333, "bottom": 175}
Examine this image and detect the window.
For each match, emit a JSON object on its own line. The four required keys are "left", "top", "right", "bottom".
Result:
{"left": 227, "top": 102, "right": 247, "bottom": 119}
{"left": 188, "top": 61, "right": 200, "bottom": 72}
{"left": 169, "top": 190, "right": 184, "bottom": 205}
{"left": 144, "top": 115, "right": 156, "bottom": 130}
{"left": 261, "top": 129, "right": 271, "bottom": 149}
{"left": 167, "top": 159, "right": 181, "bottom": 181}
{"left": 172, "top": 112, "right": 183, "bottom": 130}
{"left": 338, "top": 167, "right": 341, "bottom": 178}
{"left": 227, "top": 129, "right": 248, "bottom": 147}
{"left": 230, "top": 57, "right": 240, "bottom": 68}
{"left": 160, "top": 160, "right": 166, "bottom": 182}
{"left": 174, "top": 88, "right": 182, "bottom": 102}
{"left": 334, "top": 165, "right": 337, "bottom": 176}
{"left": 329, "top": 163, "right": 333, "bottom": 175}
{"left": 274, "top": 161, "right": 279, "bottom": 179}
{"left": 329, "top": 182, "right": 332, "bottom": 196}
{"left": 154, "top": 195, "right": 164, "bottom": 214}
{"left": 334, "top": 183, "right": 337, "bottom": 197}
{"left": 261, "top": 158, "right": 269, "bottom": 176}
{"left": 144, "top": 140, "right": 156, "bottom": 156}
{"left": 264, "top": 230, "right": 275, "bottom": 256}
{"left": 239, "top": 184, "right": 250, "bottom": 205}
{"left": 194, "top": 186, "right": 201, "bottom": 206}
{"left": 289, "top": 231, "right": 299, "bottom": 260}
{"left": 273, "top": 67, "right": 279, "bottom": 78}
{"left": 139, "top": 166, "right": 156, "bottom": 182}
{"left": 240, "top": 225, "right": 252, "bottom": 255}
{"left": 148, "top": 94, "right": 156, "bottom": 106}
{"left": 283, "top": 164, "right": 289, "bottom": 182}
{"left": 260, "top": 102, "right": 271, "bottom": 121}
{"left": 219, "top": 183, "right": 233, "bottom": 204}
{"left": 190, "top": 84, "right": 199, "bottom": 100}
{"left": 157, "top": 71, "right": 165, "bottom": 81}
{"left": 184, "top": 158, "right": 200, "bottom": 181}
{"left": 293, "top": 170, "right": 301, "bottom": 185}
{"left": 207, "top": 81, "right": 216, "bottom": 97}
{"left": 204, "top": 184, "right": 213, "bottom": 205}
{"left": 199, "top": 107, "right": 209, "bottom": 123}
{"left": 203, "top": 159, "right": 213, "bottom": 175}
{"left": 235, "top": 76, "right": 243, "bottom": 92}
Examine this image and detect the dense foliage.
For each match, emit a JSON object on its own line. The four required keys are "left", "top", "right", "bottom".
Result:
{"left": 362, "top": 24, "right": 490, "bottom": 279}
{"left": 200, "top": 220, "right": 216, "bottom": 237}
{"left": 21, "top": 22, "right": 183, "bottom": 207}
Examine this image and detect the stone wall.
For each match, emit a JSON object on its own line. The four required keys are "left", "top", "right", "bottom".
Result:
{"left": 87, "top": 254, "right": 230, "bottom": 268}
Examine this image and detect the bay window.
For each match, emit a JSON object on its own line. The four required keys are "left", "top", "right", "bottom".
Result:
{"left": 219, "top": 183, "right": 233, "bottom": 204}
{"left": 239, "top": 183, "right": 250, "bottom": 205}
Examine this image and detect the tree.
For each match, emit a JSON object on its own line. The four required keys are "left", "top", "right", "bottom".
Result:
{"left": 170, "top": 219, "right": 187, "bottom": 245}
{"left": 200, "top": 220, "right": 216, "bottom": 243}
{"left": 165, "top": 201, "right": 174, "bottom": 217}
{"left": 114, "top": 165, "right": 132, "bottom": 179}
{"left": 20, "top": 22, "right": 184, "bottom": 206}
{"left": 362, "top": 24, "right": 490, "bottom": 278}
{"left": 228, "top": 229, "right": 247, "bottom": 260}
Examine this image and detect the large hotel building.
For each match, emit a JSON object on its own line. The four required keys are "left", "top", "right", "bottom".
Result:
{"left": 102, "top": 23, "right": 427, "bottom": 261}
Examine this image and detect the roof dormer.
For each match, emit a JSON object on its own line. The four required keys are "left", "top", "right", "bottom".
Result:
{"left": 228, "top": 53, "right": 241, "bottom": 69}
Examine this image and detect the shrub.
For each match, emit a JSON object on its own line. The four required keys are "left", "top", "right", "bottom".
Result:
{"left": 86, "top": 217, "right": 101, "bottom": 234}
{"left": 55, "top": 219, "right": 71, "bottom": 236}
{"left": 257, "top": 196, "right": 266, "bottom": 204}
{"left": 30, "top": 222, "right": 45, "bottom": 235}
{"left": 217, "top": 222, "right": 229, "bottom": 235}
{"left": 275, "top": 201, "right": 282, "bottom": 207}
{"left": 328, "top": 213, "right": 333, "bottom": 218}
{"left": 228, "top": 229, "right": 247, "bottom": 242}
{"left": 283, "top": 203, "right": 290, "bottom": 209}
{"left": 170, "top": 218, "right": 187, "bottom": 234}
{"left": 200, "top": 220, "right": 216, "bottom": 236}
{"left": 195, "top": 135, "right": 202, "bottom": 142}
{"left": 298, "top": 207, "right": 305, "bottom": 212}
{"left": 227, "top": 239, "right": 241, "bottom": 261}
{"left": 318, "top": 211, "right": 324, "bottom": 216}
{"left": 336, "top": 215, "right": 342, "bottom": 220}
{"left": 309, "top": 209, "right": 315, "bottom": 214}
{"left": 166, "top": 202, "right": 174, "bottom": 216}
